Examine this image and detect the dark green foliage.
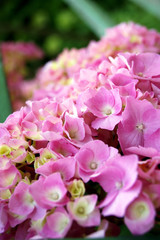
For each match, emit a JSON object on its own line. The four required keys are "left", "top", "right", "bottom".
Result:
{"left": 1, "top": 0, "right": 160, "bottom": 61}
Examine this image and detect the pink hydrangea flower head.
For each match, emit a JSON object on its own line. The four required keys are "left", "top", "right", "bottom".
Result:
{"left": 1, "top": 22, "right": 160, "bottom": 238}
{"left": 124, "top": 193, "right": 156, "bottom": 235}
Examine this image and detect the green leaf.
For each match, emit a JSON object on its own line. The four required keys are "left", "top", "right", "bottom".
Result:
{"left": 130, "top": 0, "right": 160, "bottom": 20}
{"left": 0, "top": 59, "right": 12, "bottom": 123}
{"left": 63, "top": 0, "right": 115, "bottom": 37}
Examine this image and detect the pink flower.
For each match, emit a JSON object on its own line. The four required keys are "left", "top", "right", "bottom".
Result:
{"left": 9, "top": 181, "right": 46, "bottom": 220}
{"left": 41, "top": 116, "right": 63, "bottom": 141}
{"left": 49, "top": 139, "right": 78, "bottom": 157}
{"left": 10, "top": 146, "right": 27, "bottom": 163}
{"left": 74, "top": 68, "right": 98, "bottom": 91}
{"left": 0, "top": 161, "right": 21, "bottom": 190}
{"left": 124, "top": 193, "right": 156, "bottom": 235}
{"left": 0, "top": 127, "right": 10, "bottom": 145}
{"left": 22, "top": 113, "right": 43, "bottom": 141}
{"left": 75, "top": 140, "right": 112, "bottom": 182}
{"left": 85, "top": 87, "right": 122, "bottom": 130}
{"left": 9, "top": 181, "right": 35, "bottom": 216}
{"left": 40, "top": 207, "right": 72, "bottom": 238}
{"left": 36, "top": 156, "right": 76, "bottom": 181}
{"left": 31, "top": 98, "right": 58, "bottom": 121}
{"left": 67, "top": 195, "right": 100, "bottom": 227}
{"left": 120, "top": 52, "right": 160, "bottom": 81}
{"left": 8, "top": 211, "right": 27, "bottom": 228}
{"left": 64, "top": 113, "right": 86, "bottom": 142}
{"left": 1, "top": 22, "right": 160, "bottom": 238}
{"left": 118, "top": 97, "right": 160, "bottom": 153}
{"left": 109, "top": 73, "right": 137, "bottom": 102}
{"left": 29, "top": 173, "right": 68, "bottom": 209}
{"left": 92, "top": 155, "right": 142, "bottom": 217}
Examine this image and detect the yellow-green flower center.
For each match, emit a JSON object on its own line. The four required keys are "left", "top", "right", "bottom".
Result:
{"left": 77, "top": 206, "right": 85, "bottom": 214}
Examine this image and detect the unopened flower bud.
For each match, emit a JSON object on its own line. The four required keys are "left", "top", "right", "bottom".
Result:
{"left": 68, "top": 179, "right": 85, "bottom": 199}
{"left": 0, "top": 145, "right": 11, "bottom": 156}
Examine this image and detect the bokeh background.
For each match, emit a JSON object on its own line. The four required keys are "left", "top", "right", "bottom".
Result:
{"left": 1, "top": 0, "right": 160, "bottom": 63}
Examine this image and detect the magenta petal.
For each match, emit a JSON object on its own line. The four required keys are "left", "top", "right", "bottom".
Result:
{"left": 76, "top": 148, "right": 95, "bottom": 172}
{"left": 78, "top": 208, "right": 101, "bottom": 227}
{"left": 36, "top": 157, "right": 76, "bottom": 181}
{"left": 28, "top": 205, "right": 46, "bottom": 221}
{"left": 29, "top": 173, "right": 68, "bottom": 209}
{"left": 92, "top": 115, "right": 122, "bottom": 130}
{"left": 43, "top": 207, "right": 72, "bottom": 238}
{"left": 91, "top": 165, "right": 124, "bottom": 192}
{"left": 127, "top": 146, "right": 160, "bottom": 158}
{"left": 102, "top": 180, "right": 142, "bottom": 217}
{"left": 9, "top": 181, "right": 34, "bottom": 216}
{"left": 64, "top": 113, "right": 85, "bottom": 141}
{"left": 0, "top": 203, "right": 8, "bottom": 233}
{"left": 114, "top": 155, "right": 139, "bottom": 191}
{"left": 124, "top": 193, "right": 156, "bottom": 235}
{"left": 98, "top": 191, "right": 117, "bottom": 209}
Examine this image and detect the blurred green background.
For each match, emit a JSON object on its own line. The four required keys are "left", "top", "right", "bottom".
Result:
{"left": 1, "top": 0, "right": 160, "bottom": 62}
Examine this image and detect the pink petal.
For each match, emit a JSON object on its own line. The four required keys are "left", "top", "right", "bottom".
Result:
{"left": 124, "top": 193, "right": 156, "bottom": 235}
{"left": 102, "top": 180, "right": 142, "bottom": 217}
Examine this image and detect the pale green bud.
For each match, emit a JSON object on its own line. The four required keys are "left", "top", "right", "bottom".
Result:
{"left": 0, "top": 145, "right": 11, "bottom": 156}
{"left": 68, "top": 179, "right": 85, "bottom": 199}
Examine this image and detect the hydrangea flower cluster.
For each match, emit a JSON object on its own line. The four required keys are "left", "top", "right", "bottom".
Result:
{"left": 2, "top": 22, "right": 160, "bottom": 111}
{"left": 32, "top": 22, "right": 160, "bottom": 101}
{"left": 1, "top": 22, "right": 160, "bottom": 239}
